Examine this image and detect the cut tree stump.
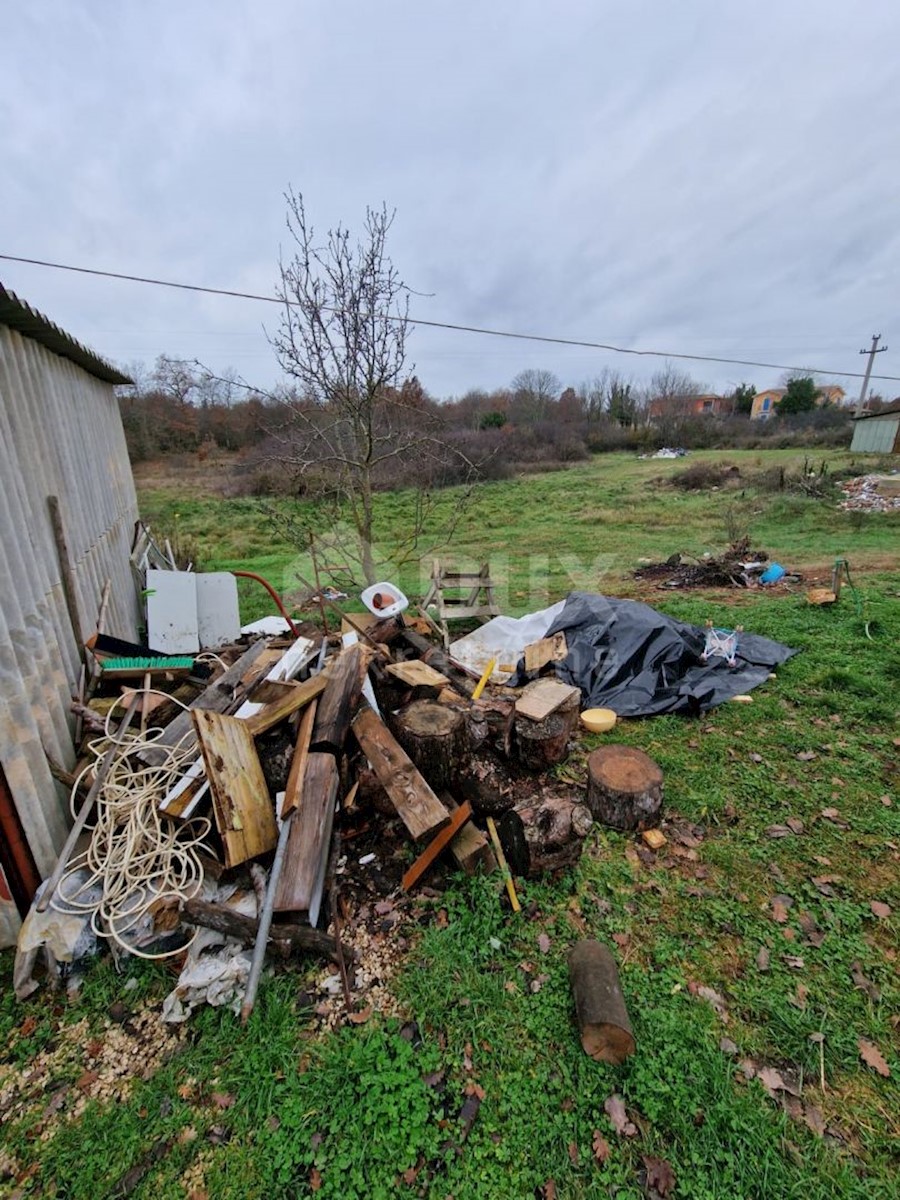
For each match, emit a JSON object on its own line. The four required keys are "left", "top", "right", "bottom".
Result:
{"left": 585, "top": 745, "right": 663, "bottom": 831}
{"left": 515, "top": 690, "right": 579, "bottom": 771}
{"left": 392, "top": 699, "right": 470, "bottom": 792}
{"left": 497, "top": 795, "right": 593, "bottom": 877}
{"left": 568, "top": 940, "right": 635, "bottom": 1065}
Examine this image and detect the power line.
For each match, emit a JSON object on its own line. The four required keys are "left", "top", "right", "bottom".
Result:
{"left": 1, "top": 251, "right": 897, "bottom": 384}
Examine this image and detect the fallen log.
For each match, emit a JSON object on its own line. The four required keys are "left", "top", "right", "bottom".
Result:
{"left": 497, "top": 795, "right": 593, "bottom": 877}
{"left": 392, "top": 699, "right": 470, "bottom": 792}
{"left": 182, "top": 898, "right": 350, "bottom": 963}
{"left": 586, "top": 745, "right": 663, "bottom": 831}
{"left": 568, "top": 940, "right": 635, "bottom": 1065}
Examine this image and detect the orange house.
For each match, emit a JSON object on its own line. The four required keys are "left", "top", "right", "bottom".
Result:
{"left": 750, "top": 385, "right": 846, "bottom": 420}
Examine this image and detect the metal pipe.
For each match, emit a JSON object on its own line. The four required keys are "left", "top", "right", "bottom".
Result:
{"left": 231, "top": 569, "right": 302, "bottom": 639}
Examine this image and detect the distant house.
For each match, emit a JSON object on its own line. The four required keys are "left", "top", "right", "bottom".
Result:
{"left": 648, "top": 393, "right": 730, "bottom": 420}
{"left": 850, "top": 399, "right": 900, "bottom": 454}
{"left": 0, "top": 284, "right": 139, "bottom": 945}
{"left": 750, "top": 384, "right": 847, "bottom": 420}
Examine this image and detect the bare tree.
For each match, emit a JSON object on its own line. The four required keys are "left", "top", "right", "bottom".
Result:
{"left": 509, "top": 368, "right": 561, "bottom": 424}
{"left": 270, "top": 190, "right": 475, "bottom": 584}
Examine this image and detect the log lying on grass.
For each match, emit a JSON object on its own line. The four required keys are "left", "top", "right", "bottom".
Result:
{"left": 568, "top": 940, "right": 635, "bottom": 1065}
{"left": 585, "top": 745, "right": 663, "bottom": 831}
{"left": 392, "top": 699, "right": 470, "bottom": 791}
{"left": 497, "top": 795, "right": 593, "bottom": 876}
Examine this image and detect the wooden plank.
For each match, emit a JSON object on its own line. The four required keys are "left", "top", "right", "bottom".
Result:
{"left": 523, "top": 633, "right": 567, "bottom": 674}
{"left": 311, "top": 644, "right": 366, "bottom": 755}
{"left": 244, "top": 672, "right": 328, "bottom": 738}
{"left": 192, "top": 710, "right": 278, "bottom": 867}
{"left": 141, "top": 639, "right": 269, "bottom": 766}
{"left": 273, "top": 752, "right": 340, "bottom": 924}
{"left": 402, "top": 801, "right": 473, "bottom": 891}
{"left": 386, "top": 659, "right": 450, "bottom": 689}
{"left": 514, "top": 678, "right": 581, "bottom": 722}
{"left": 281, "top": 700, "right": 317, "bottom": 818}
{"left": 352, "top": 707, "right": 450, "bottom": 842}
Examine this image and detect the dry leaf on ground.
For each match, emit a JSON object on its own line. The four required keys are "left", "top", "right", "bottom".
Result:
{"left": 870, "top": 901, "right": 892, "bottom": 919}
{"left": 591, "top": 1130, "right": 611, "bottom": 1162}
{"left": 858, "top": 1039, "right": 891, "bottom": 1077}
{"left": 643, "top": 1155, "right": 676, "bottom": 1197}
{"left": 604, "top": 1094, "right": 637, "bottom": 1137}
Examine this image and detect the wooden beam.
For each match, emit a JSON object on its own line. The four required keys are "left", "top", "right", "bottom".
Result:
{"left": 273, "top": 752, "right": 339, "bottom": 924}
{"left": 243, "top": 672, "right": 328, "bottom": 738}
{"left": 192, "top": 710, "right": 277, "bottom": 867}
{"left": 281, "top": 700, "right": 317, "bottom": 818}
{"left": 402, "top": 801, "right": 472, "bottom": 891}
{"left": 310, "top": 644, "right": 366, "bottom": 756}
{"left": 352, "top": 706, "right": 450, "bottom": 842}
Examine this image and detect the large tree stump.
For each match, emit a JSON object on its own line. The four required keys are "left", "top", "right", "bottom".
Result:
{"left": 515, "top": 691, "right": 579, "bottom": 771}
{"left": 497, "top": 795, "right": 593, "bottom": 877}
{"left": 392, "top": 700, "right": 470, "bottom": 792}
{"left": 568, "top": 940, "right": 635, "bottom": 1064}
{"left": 586, "top": 745, "right": 663, "bottom": 831}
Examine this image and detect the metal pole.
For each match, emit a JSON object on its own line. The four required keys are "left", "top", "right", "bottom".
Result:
{"left": 854, "top": 334, "right": 888, "bottom": 417}
{"left": 240, "top": 812, "right": 293, "bottom": 1023}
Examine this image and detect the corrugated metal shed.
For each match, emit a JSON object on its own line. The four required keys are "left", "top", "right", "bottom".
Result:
{"left": 0, "top": 283, "right": 141, "bottom": 945}
{"left": 850, "top": 400, "right": 900, "bottom": 454}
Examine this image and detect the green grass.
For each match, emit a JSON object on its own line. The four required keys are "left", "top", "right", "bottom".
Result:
{"left": 1, "top": 451, "right": 897, "bottom": 1198}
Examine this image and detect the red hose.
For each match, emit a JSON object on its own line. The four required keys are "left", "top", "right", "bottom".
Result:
{"left": 231, "top": 570, "right": 302, "bottom": 639}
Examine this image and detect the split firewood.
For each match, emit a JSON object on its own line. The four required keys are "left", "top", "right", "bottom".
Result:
{"left": 311, "top": 644, "right": 367, "bottom": 756}
{"left": 568, "top": 940, "right": 635, "bottom": 1065}
{"left": 586, "top": 745, "right": 663, "bottom": 831}
{"left": 443, "top": 794, "right": 495, "bottom": 874}
{"left": 497, "top": 795, "right": 593, "bottom": 877}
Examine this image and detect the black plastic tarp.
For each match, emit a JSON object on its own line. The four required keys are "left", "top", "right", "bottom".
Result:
{"left": 523, "top": 592, "right": 797, "bottom": 717}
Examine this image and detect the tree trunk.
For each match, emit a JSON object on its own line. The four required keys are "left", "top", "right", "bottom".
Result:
{"left": 497, "top": 795, "right": 593, "bottom": 877}
{"left": 391, "top": 699, "right": 470, "bottom": 792}
{"left": 585, "top": 745, "right": 663, "bottom": 831}
{"left": 515, "top": 694, "right": 579, "bottom": 771}
{"left": 568, "top": 940, "right": 635, "bottom": 1065}
{"left": 182, "top": 897, "right": 350, "bottom": 963}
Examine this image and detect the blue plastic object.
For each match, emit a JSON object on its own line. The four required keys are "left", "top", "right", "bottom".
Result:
{"left": 759, "top": 563, "right": 786, "bottom": 585}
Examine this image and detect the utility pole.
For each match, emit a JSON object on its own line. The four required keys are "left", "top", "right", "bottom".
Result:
{"left": 854, "top": 334, "right": 888, "bottom": 417}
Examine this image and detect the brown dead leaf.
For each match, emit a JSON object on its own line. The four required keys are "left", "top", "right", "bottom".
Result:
{"left": 20, "top": 1015, "right": 38, "bottom": 1037}
{"left": 766, "top": 825, "right": 792, "bottom": 839}
{"left": 537, "top": 932, "right": 551, "bottom": 954}
{"left": 643, "top": 1155, "right": 676, "bottom": 1197}
{"left": 850, "top": 961, "right": 881, "bottom": 1003}
{"left": 624, "top": 845, "right": 641, "bottom": 871}
{"left": 591, "top": 1130, "right": 611, "bottom": 1163}
{"left": 803, "top": 1104, "right": 826, "bottom": 1137}
{"left": 541, "top": 1180, "right": 556, "bottom": 1200}
{"left": 870, "top": 901, "right": 892, "bottom": 919}
{"left": 771, "top": 895, "right": 793, "bottom": 923}
{"left": 567, "top": 1141, "right": 579, "bottom": 1166}
{"left": 786, "top": 817, "right": 805, "bottom": 834}
{"left": 811, "top": 875, "right": 839, "bottom": 897}
{"left": 756, "top": 946, "right": 771, "bottom": 972}
{"left": 401, "top": 1165, "right": 419, "bottom": 1186}
{"left": 210, "top": 1091, "right": 235, "bottom": 1110}
{"left": 604, "top": 1094, "right": 637, "bottom": 1137}
{"left": 719, "top": 1036, "right": 739, "bottom": 1055}
{"left": 796, "top": 750, "right": 817, "bottom": 761}
{"left": 463, "top": 1042, "right": 474, "bottom": 1071}
{"left": 858, "top": 1039, "right": 891, "bottom": 1077}
{"left": 612, "top": 931, "right": 630, "bottom": 951}
{"left": 696, "top": 985, "right": 729, "bottom": 1022}
{"left": 310, "top": 1166, "right": 323, "bottom": 1192}
{"left": 782, "top": 954, "right": 805, "bottom": 969}
{"left": 789, "top": 983, "right": 809, "bottom": 1010}
{"left": 348, "top": 1005, "right": 373, "bottom": 1025}
{"left": 76, "top": 1070, "right": 99, "bottom": 1093}
{"left": 757, "top": 1066, "right": 802, "bottom": 1098}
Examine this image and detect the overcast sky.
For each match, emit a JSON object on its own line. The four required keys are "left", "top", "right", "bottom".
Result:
{"left": 2, "top": 1, "right": 899, "bottom": 401}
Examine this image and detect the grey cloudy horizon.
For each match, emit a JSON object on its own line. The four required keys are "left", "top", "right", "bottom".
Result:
{"left": 2, "top": 1, "right": 899, "bottom": 402}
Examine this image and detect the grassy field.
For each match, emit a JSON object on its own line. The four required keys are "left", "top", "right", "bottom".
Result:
{"left": 1, "top": 450, "right": 897, "bottom": 1198}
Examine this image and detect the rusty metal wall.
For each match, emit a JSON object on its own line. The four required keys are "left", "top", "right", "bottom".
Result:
{"left": 0, "top": 321, "right": 140, "bottom": 944}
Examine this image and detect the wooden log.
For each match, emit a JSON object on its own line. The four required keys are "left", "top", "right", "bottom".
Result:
{"left": 586, "top": 745, "right": 663, "bottom": 831}
{"left": 497, "top": 795, "right": 593, "bottom": 877}
{"left": 311, "top": 644, "right": 366, "bottom": 756}
{"left": 567, "top": 940, "right": 635, "bottom": 1065}
{"left": 515, "top": 691, "right": 579, "bottom": 771}
{"left": 274, "top": 752, "right": 340, "bottom": 924}
{"left": 392, "top": 700, "right": 470, "bottom": 792}
{"left": 182, "top": 897, "right": 350, "bottom": 963}
{"left": 140, "top": 639, "right": 269, "bottom": 766}
{"left": 352, "top": 706, "right": 450, "bottom": 842}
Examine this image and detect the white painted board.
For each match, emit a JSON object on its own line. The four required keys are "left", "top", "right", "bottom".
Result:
{"left": 196, "top": 572, "right": 241, "bottom": 648}
{"left": 146, "top": 569, "right": 199, "bottom": 654}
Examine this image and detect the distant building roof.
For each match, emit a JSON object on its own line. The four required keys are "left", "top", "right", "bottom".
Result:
{"left": 0, "top": 282, "right": 132, "bottom": 385}
{"left": 852, "top": 398, "right": 900, "bottom": 421}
